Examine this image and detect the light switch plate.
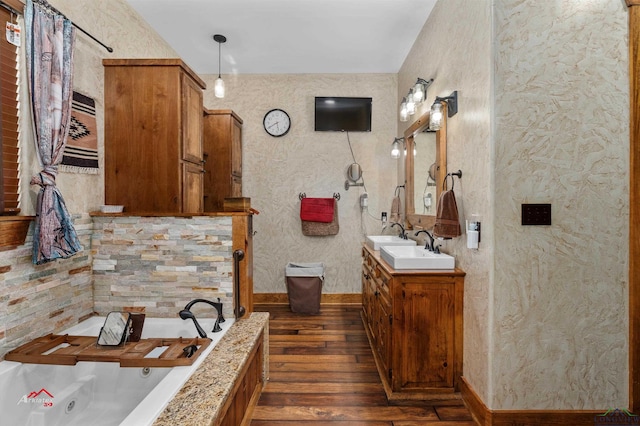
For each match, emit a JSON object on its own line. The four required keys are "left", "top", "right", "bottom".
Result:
{"left": 522, "top": 203, "right": 551, "bottom": 226}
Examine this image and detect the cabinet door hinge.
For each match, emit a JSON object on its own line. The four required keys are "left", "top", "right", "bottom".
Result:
{"left": 389, "top": 314, "right": 393, "bottom": 325}
{"left": 388, "top": 368, "right": 392, "bottom": 380}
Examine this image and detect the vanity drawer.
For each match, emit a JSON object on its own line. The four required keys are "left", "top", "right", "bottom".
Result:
{"left": 375, "top": 266, "right": 392, "bottom": 299}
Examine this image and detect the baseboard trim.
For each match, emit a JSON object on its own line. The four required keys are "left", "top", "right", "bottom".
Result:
{"left": 460, "top": 377, "right": 608, "bottom": 426}
{"left": 253, "top": 293, "right": 361, "bottom": 305}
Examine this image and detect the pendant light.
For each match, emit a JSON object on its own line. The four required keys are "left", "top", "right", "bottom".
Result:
{"left": 213, "top": 34, "right": 227, "bottom": 98}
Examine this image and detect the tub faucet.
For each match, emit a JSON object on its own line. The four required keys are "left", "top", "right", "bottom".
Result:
{"left": 415, "top": 230, "right": 436, "bottom": 252}
{"left": 390, "top": 222, "right": 407, "bottom": 239}
{"left": 178, "top": 298, "right": 225, "bottom": 338}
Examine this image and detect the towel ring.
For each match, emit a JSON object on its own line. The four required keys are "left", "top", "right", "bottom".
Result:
{"left": 442, "top": 170, "right": 462, "bottom": 191}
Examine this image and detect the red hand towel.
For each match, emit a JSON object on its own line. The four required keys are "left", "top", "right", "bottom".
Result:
{"left": 300, "top": 198, "right": 335, "bottom": 223}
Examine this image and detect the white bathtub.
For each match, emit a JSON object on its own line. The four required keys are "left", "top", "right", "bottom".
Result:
{"left": 0, "top": 316, "right": 234, "bottom": 426}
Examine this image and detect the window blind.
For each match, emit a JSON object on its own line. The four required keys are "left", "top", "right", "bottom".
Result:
{"left": 0, "top": 5, "right": 20, "bottom": 213}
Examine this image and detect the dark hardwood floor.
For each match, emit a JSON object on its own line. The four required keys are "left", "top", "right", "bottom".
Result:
{"left": 250, "top": 304, "right": 476, "bottom": 425}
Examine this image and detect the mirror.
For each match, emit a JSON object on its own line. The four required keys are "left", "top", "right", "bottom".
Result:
{"left": 412, "top": 130, "right": 437, "bottom": 216}
{"left": 97, "top": 311, "right": 131, "bottom": 346}
{"left": 347, "top": 163, "right": 362, "bottom": 182}
{"left": 404, "top": 109, "right": 447, "bottom": 229}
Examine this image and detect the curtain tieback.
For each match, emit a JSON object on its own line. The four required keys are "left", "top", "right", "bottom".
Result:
{"left": 30, "top": 166, "right": 59, "bottom": 188}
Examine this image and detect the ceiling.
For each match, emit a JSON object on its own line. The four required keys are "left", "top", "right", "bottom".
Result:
{"left": 125, "top": 0, "right": 437, "bottom": 75}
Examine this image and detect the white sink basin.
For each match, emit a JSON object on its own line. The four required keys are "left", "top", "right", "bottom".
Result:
{"left": 365, "top": 235, "right": 417, "bottom": 251}
{"left": 380, "top": 245, "right": 455, "bottom": 270}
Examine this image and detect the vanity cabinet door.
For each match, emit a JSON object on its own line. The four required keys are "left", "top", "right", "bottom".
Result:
{"left": 393, "top": 277, "right": 455, "bottom": 390}
{"left": 181, "top": 72, "right": 204, "bottom": 164}
{"left": 182, "top": 161, "right": 204, "bottom": 213}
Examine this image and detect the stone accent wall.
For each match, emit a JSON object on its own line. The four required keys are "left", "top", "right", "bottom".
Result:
{"left": 92, "top": 216, "right": 234, "bottom": 319}
{"left": 0, "top": 214, "right": 94, "bottom": 359}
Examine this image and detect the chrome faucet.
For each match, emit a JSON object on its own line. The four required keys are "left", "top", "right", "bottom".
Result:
{"left": 178, "top": 298, "right": 225, "bottom": 338}
{"left": 390, "top": 222, "right": 407, "bottom": 239}
{"left": 415, "top": 230, "right": 438, "bottom": 253}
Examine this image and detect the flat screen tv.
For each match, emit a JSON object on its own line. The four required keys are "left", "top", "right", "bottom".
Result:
{"left": 314, "top": 97, "right": 372, "bottom": 132}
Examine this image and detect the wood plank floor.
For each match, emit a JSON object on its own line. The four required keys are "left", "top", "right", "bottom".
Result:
{"left": 251, "top": 304, "right": 476, "bottom": 425}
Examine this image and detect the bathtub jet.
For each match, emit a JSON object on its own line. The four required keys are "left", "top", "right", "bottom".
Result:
{"left": 179, "top": 298, "right": 225, "bottom": 338}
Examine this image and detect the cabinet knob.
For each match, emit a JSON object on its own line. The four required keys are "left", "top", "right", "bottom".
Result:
{"left": 374, "top": 290, "right": 380, "bottom": 296}
{"left": 364, "top": 274, "right": 370, "bottom": 280}
{"left": 443, "top": 362, "right": 448, "bottom": 368}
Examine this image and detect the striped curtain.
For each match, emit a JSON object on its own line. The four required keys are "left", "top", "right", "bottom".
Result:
{"left": 25, "top": 0, "right": 81, "bottom": 264}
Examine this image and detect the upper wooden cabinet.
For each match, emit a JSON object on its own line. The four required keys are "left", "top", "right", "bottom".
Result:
{"left": 203, "top": 109, "right": 243, "bottom": 212}
{"left": 103, "top": 59, "right": 206, "bottom": 213}
{"left": 362, "top": 244, "right": 465, "bottom": 401}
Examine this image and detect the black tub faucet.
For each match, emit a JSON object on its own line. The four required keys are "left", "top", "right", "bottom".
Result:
{"left": 178, "top": 298, "right": 225, "bottom": 338}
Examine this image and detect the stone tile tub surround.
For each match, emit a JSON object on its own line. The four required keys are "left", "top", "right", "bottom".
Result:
{"left": 91, "top": 214, "right": 236, "bottom": 319}
{"left": 0, "top": 214, "right": 94, "bottom": 359}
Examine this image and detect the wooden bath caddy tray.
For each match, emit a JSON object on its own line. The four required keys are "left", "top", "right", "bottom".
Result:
{"left": 4, "top": 334, "right": 211, "bottom": 367}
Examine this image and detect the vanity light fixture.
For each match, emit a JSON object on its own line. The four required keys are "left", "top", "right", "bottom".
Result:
{"left": 404, "top": 139, "right": 416, "bottom": 157}
{"left": 399, "top": 98, "right": 409, "bottom": 122}
{"left": 412, "top": 78, "right": 434, "bottom": 105}
{"left": 399, "top": 77, "right": 434, "bottom": 121}
{"left": 406, "top": 89, "right": 417, "bottom": 116}
{"left": 429, "top": 90, "right": 458, "bottom": 130}
{"left": 213, "top": 34, "right": 227, "bottom": 98}
{"left": 391, "top": 137, "right": 403, "bottom": 159}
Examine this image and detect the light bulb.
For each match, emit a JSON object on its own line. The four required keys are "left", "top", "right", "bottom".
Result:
{"left": 391, "top": 139, "right": 402, "bottom": 159}
{"left": 406, "top": 89, "right": 416, "bottom": 115}
{"left": 413, "top": 83, "right": 424, "bottom": 104}
{"left": 399, "top": 98, "right": 408, "bottom": 122}
{"left": 214, "top": 77, "right": 225, "bottom": 98}
{"left": 430, "top": 102, "right": 443, "bottom": 130}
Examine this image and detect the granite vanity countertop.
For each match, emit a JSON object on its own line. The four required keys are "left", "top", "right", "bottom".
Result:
{"left": 153, "top": 312, "right": 269, "bottom": 425}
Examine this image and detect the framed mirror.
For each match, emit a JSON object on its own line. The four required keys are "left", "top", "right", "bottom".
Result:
{"left": 97, "top": 311, "right": 131, "bottom": 346}
{"left": 403, "top": 108, "right": 447, "bottom": 229}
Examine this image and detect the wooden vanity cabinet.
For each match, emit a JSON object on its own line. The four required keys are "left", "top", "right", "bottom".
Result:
{"left": 203, "top": 109, "right": 243, "bottom": 212}
{"left": 361, "top": 245, "right": 465, "bottom": 401}
{"left": 103, "top": 59, "right": 206, "bottom": 213}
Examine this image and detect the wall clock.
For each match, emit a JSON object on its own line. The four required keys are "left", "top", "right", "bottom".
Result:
{"left": 263, "top": 109, "right": 291, "bottom": 137}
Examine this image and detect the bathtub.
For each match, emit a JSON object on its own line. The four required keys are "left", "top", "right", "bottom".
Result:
{"left": 0, "top": 316, "right": 234, "bottom": 426}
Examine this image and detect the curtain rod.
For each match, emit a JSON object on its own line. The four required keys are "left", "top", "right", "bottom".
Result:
{"left": 1, "top": 0, "right": 113, "bottom": 53}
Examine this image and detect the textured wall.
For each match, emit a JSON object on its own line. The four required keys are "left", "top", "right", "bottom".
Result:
{"left": 201, "top": 74, "right": 398, "bottom": 294}
{"left": 492, "top": 0, "right": 629, "bottom": 409}
{"left": 399, "top": 0, "right": 629, "bottom": 410}
{"left": 398, "top": 0, "right": 493, "bottom": 405}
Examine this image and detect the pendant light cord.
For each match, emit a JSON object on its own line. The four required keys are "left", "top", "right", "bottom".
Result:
{"left": 217, "top": 40, "right": 221, "bottom": 78}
